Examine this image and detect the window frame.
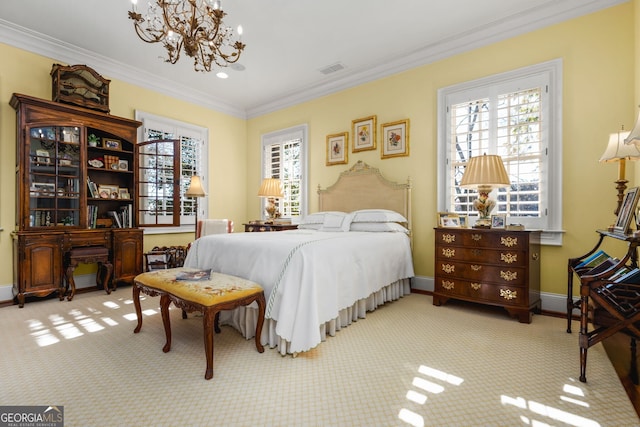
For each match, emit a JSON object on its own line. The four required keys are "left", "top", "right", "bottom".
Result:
{"left": 261, "top": 124, "right": 308, "bottom": 222}
{"left": 437, "top": 59, "right": 563, "bottom": 245}
{"left": 135, "top": 110, "right": 208, "bottom": 234}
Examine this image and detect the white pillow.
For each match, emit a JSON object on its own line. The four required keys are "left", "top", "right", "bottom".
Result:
{"left": 319, "top": 212, "right": 352, "bottom": 232}
{"left": 351, "top": 209, "right": 407, "bottom": 223}
{"left": 300, "top": 211, "right": 347, "bottom": 225}
{"left": 350, "top": 222, "right": 409, "bottom": 233}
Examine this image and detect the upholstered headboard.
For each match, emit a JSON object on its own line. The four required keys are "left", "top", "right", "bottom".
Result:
{"left": 317, "top": 161, "right": 412, "bottom": 231}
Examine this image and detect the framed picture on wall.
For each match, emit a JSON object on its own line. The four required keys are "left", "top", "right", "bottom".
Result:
{"left": 326, "top": 132, "right": 348, "bottom": 166}
{"left": 352, "top": 115, "right": 377, "bottom": 152}
{"left": 381, "top": 119, "right": 410, "bottom": 159}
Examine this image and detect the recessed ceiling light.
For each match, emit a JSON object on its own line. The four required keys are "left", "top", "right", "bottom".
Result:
{"left": 216, "top": 72, "right": 229, "bottom": 79}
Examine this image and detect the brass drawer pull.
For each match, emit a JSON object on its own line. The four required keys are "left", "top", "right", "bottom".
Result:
{"left": 500, "top": 270, "right": 517, "bottom": 281}
{"left": 500, "top": 253, "right": 517, "bottom": 264}
{"left": 500, "top": 236, "right": 518, "bottom": 247}
{"left": 442, "top": 233, "right": 456, "bottom": 243}
{"left": 471, "top": 234, "right": 482, "bottom": 241}
{"left": 442, "top": 248, "right": 455, "bottom": 258}
{"left": 442, "top": 264, "right": 455, "bottom": 273}
{"left": 500, "top": 289, "right": 517, "bottom": 300}
{"left": 470, "top": 283, "right": 481, "bottom": 291}
{"left": 441, "top": 280, "right": 455, "bottom": 290}
{"left": 471, "top": 264, "right": 482, "bottom": 271}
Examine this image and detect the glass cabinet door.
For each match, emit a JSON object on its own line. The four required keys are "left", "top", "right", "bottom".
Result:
{"left": 28, "top": 125, "right": 82, "bottom": 227}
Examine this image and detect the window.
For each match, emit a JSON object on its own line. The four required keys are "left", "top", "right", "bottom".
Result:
{"left": 135, "top": 111, "right": 208, "bottom": 232}
{"left": 437, "top": 60, "right": 562, "bottom": 245}
{"left": 261, "top": 125, "right": 308, "bottom": 221}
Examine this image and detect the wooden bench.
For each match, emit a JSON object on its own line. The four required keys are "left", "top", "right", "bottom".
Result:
{"left": 133, "top": 268, "right": 265, "bottom": 380}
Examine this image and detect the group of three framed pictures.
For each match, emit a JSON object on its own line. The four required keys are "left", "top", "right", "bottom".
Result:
{"left": 437, "top": 212, "right": 507, "bottom": 229}
{"left": 326, "top": 115, "right": 409, "bottom": 165}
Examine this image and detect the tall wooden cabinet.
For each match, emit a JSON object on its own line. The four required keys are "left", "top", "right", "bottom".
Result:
{"left": 11, "top": 93, "right": 143, "bottom": 307}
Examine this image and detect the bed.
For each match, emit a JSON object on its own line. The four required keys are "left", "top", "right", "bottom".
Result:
{"left": 184, "top": 161, "right": 414, "bottom": 354}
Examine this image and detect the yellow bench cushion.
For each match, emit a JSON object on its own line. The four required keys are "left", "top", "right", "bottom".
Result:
{"left": 134, "top": 268, "right": 263, "bottom": 307}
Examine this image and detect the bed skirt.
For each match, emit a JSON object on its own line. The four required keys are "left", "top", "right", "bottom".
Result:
{"left": 218, "top": 278, "right": 412, "bottom": 355}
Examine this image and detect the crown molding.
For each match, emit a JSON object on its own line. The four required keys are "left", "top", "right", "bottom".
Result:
{"left": 0, "top": 0, "right": 625, "bottom": 120}
{"left": 245, "top": 0, "right": 625, "bottom": 118}
{"left": 0, "top": 19, "right": 247, "bottom": 119}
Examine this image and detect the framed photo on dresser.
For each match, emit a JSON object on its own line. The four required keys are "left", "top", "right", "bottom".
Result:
{"left": 614, "top": 186, "right": 640, "bottom": 234}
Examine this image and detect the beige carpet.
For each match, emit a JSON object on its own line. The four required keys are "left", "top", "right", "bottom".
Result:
{"left": 0, "top": 290, "right": 638, "bottom": 427}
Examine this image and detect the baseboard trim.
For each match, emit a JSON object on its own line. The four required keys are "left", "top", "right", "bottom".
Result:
{"left": 1, "top": 274, "right": 576, "bottom": 317}
{"left": 410, "top": 275, "right": 573, "bottom": 318}
{"left": 0, "top": 274, "right": 101, "bottom": 307}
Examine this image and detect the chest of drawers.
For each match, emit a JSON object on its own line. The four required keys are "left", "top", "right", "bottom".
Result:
{"left": 433, "top": 227, "right": 541, "bottom": 323}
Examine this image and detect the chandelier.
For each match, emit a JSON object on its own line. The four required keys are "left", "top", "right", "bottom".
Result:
{"left": 128, "top": 0, "right": 246, "bottom": 73}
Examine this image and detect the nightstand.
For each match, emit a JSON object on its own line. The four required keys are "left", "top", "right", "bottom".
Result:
{"left": 243, "top": 222, "right": 298, "bottom": 232}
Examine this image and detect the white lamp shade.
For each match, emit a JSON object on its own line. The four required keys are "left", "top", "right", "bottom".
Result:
{"left": 257, "top": 178, "right": 283, "bottom": 198}
{"left": 600, "top": 130, "right": 640, "bottom": 162}
{"left": 624, "top": 109, "right": 640, "bottom": 145}
{"left": 459, "top": 154, "right": 510, "bottom": 189}
{"left": 185, "top": 175, "right": 206, "bottom": 197}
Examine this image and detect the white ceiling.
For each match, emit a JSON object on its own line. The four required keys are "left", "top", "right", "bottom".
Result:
{"left": 0, "top": 0, "right": 624, "bottom": 118}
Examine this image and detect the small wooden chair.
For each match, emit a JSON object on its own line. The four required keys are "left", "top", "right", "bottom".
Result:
{"left": 144, "top": 246, "right": 190, "bottom": 318}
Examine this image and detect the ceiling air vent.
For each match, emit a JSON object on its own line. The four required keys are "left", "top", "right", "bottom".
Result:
{"left": 319, "top": 62, "right": 345, "bottom": 75}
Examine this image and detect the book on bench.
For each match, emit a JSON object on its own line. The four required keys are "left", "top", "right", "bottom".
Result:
{"left": 176, "top": 269, "right": 211, "bottom": 281}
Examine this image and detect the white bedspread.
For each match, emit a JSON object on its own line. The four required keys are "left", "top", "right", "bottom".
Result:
{"left": 184, "top": 229, "right": 414, "bottom": 353}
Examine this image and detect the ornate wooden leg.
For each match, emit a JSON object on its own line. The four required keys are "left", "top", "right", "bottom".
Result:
{"left": 567, "top": 269, "right": 574, "bottom": 333}
{"left": 579, "top": 294, "right": 590, "bottom": 382}
{"left": 104, "top": 262, "right": 114, "bottom": 293}
{"left": 203, "top": 308, "right": 215, "bottom": 380}
{"left": 254, "top": 292, "right": 265, "bottom": 354}
{"left": 161, "top": 294, "right": 172, "bottom": 353}
{"left": 66, "top": 262, "right": 77, "bottom": 301}
{"left": 133, "top": 283, "right": 143, "bottom": 333}
{"left": 100, "top": 261, "right": 113, "bottom": 294}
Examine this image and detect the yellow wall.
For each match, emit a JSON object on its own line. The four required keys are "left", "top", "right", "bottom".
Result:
{"left": 0, "top": 43, "right": 247, "bottom": 283}
{"left": 247, "top": 3, "right": 637, "bottom": 296}
{"left": 0, "top": 3, "right": 637, "bottom": 301}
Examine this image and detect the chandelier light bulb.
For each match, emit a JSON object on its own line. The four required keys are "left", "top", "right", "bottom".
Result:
{"left": 237, "top": 25, "right": 243, "bottom": 36}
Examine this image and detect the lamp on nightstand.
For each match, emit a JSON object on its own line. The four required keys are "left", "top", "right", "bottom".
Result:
{"left": 257, "top": 178, "right": 283, "bottom": 222}
{"left": 460, "top": 153, "right": 511, "bottom": 228}
{"left": 600, "top": 128, "right": 640, "bottom": 215}
{"left": 186, "top": 175, "right": 206, "bottom": 235}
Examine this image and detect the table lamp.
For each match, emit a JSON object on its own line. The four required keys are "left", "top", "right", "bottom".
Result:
{"left": 459, "top": 153, "right": 510, "bottom": 228}
{"left": 258, "top": 178, "right": 283, "bottom": 222}
{"left": 600, "top": 128, "right": 640, "bottom": 215}
{"left": 186, "top": 175, "right": 206, "bottom": 235}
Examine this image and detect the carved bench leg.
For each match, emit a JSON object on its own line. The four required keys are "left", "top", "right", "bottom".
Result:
{"left": 133, "top": 284, "right": 143, "bottom": 334}
{"left": 161, "top": 295, "right": 172, "bottom": 354}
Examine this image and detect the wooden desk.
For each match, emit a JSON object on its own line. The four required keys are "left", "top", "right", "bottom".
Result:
{"left": 13, "top": 228, "right": 143, "bottom": 307}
